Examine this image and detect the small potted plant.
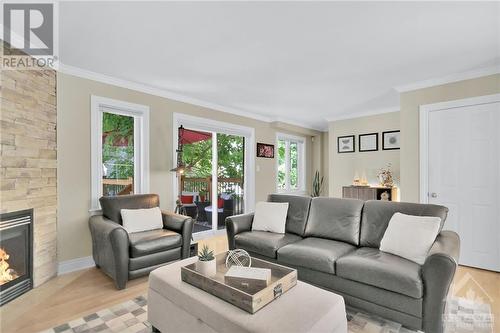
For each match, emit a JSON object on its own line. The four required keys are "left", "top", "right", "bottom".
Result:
{"left": 196, "top": 245, "right": 216, "bottom": 277}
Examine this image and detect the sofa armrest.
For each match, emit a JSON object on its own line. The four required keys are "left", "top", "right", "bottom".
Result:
{"left": 422, "top": 230, "right": 460, "bottom": 333}
{"left": 162, "top": 211, "right": 194, "bottom": 259}
{"left": 88, "top": 215, "right": 130, "bottom": 289}
{"left": 225, "top": 213, "right": 254, "bottom": 250}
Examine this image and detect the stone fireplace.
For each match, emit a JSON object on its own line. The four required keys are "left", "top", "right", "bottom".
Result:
{"left": 0, "top": 209, "right": 33, "bottom": 305}
{"left": 0, "top": 42, "right": 57, "bottom": 295}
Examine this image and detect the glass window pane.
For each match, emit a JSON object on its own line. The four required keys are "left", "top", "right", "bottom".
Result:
{"left": 218, "top": 134, "right": 245, "bottom": 222}
{"left": 102, "top": 112, "right": 134, "bottom": 196}
{"left": 182, "top": 134, "right": 212, "bottom": 179}
{"left": 290, "top": 142, "right": 298, "bottom": 189}
{"left": 277, "top": 140, "right": 286, "bottom": 190}
{"left": 180, "top": 129, "right": 213, "bottom": 231}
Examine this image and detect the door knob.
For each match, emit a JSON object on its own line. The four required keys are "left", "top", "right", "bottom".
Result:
{"left": 430, "top": 192, "right": 438, "bottom": 198}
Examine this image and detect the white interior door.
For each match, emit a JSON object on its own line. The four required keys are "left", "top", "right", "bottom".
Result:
{"left": 426, "top": 99, "right": 500, "bottom": 272}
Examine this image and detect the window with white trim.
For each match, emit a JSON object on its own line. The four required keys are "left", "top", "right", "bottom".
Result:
{"left": 91, "top": 96, "right": 149, "bottom": 211}
{"left": 276, "top": 133, "right": 306, "bottom": 193}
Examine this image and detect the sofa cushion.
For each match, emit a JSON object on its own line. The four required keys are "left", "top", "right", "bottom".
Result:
{"left": 267, "top": 194, "right": 312, "bottom": 236}
{"left": 234, "top": 231, "right": 302, "bottom": 258}
{"left": 129, "top": 229, "right": 182, "bottom": 258}
{"left": 296, "top": 267, "right": 423, "bottom": 318}
{"left": 336, "top": 247, "right": 423, "bottom": 298}
{"left": 304, "top": 197, "right": 364, "bottom": 245}
{"left": 278, "top": 237, "right": 356, "bottom": 274}
{"left": 100, "top": 194, "right": 160, "bottom": 224}
{"left": 359, "top": 200, "right": 448, "bottom": 248}
{"left": 129, "top": 247, "right": 182, "bottom": 271}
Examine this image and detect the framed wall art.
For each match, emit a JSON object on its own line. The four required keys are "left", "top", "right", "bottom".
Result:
{"left": 256, "top": 143, "right": 274, "bottom": 158}
{"left": 337, "top": 135, "right": 355, "bottom": 153}
{"left": 382, "top": 130, "right": 400, "bottom": 150}
{"left": 359, "top": 133, "right": 378, "bottom": 152}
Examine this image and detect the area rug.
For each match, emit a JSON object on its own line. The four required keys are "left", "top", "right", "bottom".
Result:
{"left": 42, "top": 295, "right": 492, "bottom": 333}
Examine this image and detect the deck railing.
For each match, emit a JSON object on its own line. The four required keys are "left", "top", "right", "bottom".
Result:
{"left": 102, "top": 177, "right": 133, "bottom": 196}
{"left": 181, "top": 176, "right": 244, "bottom": 214}
{"left": 181, "top": 176, "right": 243, "bottom": 199}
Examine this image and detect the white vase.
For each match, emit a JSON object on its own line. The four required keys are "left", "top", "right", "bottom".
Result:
{"left": 196, "top": 259, "right": 216, "bottom": 277}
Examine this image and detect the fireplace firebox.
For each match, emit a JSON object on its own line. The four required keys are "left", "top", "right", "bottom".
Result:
{"left": 0, "top": 209, "right": 33, "bottom": 306}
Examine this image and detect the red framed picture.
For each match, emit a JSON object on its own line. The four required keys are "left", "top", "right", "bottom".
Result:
{"left": 256, "top": 143, "right": 274, "bottom": 158}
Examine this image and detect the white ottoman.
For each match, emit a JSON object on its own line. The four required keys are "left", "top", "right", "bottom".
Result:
{"left": 148, "top": 257, "right": 347, "bottom": 333}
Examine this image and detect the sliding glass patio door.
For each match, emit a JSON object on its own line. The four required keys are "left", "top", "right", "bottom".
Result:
{"left": 178, "top": 127, "right": 245, "bottom": 235}
{"left": 216, "top": 133, "right": 245, "bottom": 228}
{"left": 179, "top": 128, "right": 214, "bottom": 232}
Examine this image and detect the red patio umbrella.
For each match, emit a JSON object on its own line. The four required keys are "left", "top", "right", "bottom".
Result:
{"left": 179, "top": 127, "right": 212, "bottom": 144}
{"left": 171, "top": 126, "right": 212, "bottom": 173}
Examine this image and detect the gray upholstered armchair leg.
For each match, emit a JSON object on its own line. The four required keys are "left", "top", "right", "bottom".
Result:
{"left": 161, "top": 211, "right": 194, "bottom": 259}
{"left": 89, "top": 215, "right": 130, "bottom": 290}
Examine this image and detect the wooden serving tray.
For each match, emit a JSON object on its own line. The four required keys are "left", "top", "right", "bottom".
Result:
{"left": 181, "top": 253, "right": 297, "bottom": 314}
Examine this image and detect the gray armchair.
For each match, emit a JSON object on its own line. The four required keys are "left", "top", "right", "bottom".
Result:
{"left": 89, "top": 194, "right": 193, "bottom": 289}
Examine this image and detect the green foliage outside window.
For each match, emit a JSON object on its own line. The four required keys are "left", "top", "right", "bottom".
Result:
{"left": 277, "top": 139, "right": 299, "bottom": 190}
{"left": 277, "top": 140, "right": 286, "bottom": 189}
{"left": 181, "top": 133, "right": 244, "bottom": 179}
{"left": 102, "top": 112, "right": 134, "bottom": 179}
{"left": 290, "top": 142, "right": 298, "bottom": 189}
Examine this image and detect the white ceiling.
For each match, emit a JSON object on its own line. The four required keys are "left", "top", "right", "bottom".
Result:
{"left": 59, "top": 1, "right": 500, "bottom": 131}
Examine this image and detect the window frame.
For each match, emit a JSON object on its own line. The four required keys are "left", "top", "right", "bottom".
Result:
{"left": 90, "top": 96, "right": 150, "bottom": 212}
{"left": 275, "top": 132, "right": 306, "bottom": 194}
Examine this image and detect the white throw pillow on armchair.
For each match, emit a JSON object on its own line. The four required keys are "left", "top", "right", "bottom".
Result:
{"left": 121, "top": 207, "right": 163, "bottom": 233}
{"left": 380, "top": 212, "right": 441, "bottom": 265}
{"left": 251, "top": 202, "right": 289, "bottom": 234}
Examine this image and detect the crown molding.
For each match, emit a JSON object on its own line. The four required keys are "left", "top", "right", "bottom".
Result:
{"left": 394, "top": 65, "right": 500, "bottom": 93}
{"left": 57, "top": 63, "right": 327, "bottom": 131}
{"left": 271, "top": 121, "right": 325, "bottom": 135}
{"left": 325, "top": 106, "right": 400, "bottom": 123}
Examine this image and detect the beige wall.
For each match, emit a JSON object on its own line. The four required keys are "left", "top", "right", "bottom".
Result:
{"left": 57, "top": 73, "right": 322, "bottom": 262}
{"left": 328, "top": 112, "right": 400, "bottom": 198}
{"left": 400, "top": 74, "right": 500, "bottom": 202}
{"left": 321, "top": 131, "right": 329, "bottom": 196}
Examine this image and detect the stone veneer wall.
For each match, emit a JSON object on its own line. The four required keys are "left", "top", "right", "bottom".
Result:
{"left": 0, "top": 64, "right": 57, "bottom": 286}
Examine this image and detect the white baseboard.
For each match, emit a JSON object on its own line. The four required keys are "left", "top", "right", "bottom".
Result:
{"left": 58, "top": 256, "right": 95, "bottom": 275}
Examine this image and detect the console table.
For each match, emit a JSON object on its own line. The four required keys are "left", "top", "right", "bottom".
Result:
{"left": 342, "top": 185, "right": 398, "bottom": 201}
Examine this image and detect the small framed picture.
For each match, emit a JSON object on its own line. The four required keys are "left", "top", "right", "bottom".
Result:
{"left": 337, "top": 135, "right": 355, "bottom": 153}
{"left": 256, "top": 143, "right": 274, "bottom": 158}
{"left": 382, "top": 130, "right": 400, "bottom": 150}
{"left": 359, "top": 133, "right": 378, "bottom": 152}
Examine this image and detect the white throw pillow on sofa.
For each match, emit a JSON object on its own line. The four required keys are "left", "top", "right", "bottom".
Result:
{"left": 380, "top": 212, "right": 441, "bottom": 265}
{"left": 121, "top": 207, "right": 163, "bottom": 233}
{"left": 251, "top": 202, "right": 289, "bottom": 234}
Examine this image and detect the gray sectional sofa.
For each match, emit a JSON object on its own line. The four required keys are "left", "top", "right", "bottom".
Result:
{"left": 226, "top": 194, "right": 460, "bottom": 333}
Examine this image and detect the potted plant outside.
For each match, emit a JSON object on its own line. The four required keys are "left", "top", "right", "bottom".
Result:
{"left": 196, "top": 245, "right": 216, "bottom": 277}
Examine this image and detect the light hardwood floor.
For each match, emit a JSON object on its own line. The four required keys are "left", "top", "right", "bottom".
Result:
{"left": 1, "top": 235, "right": 498, "bottom": 333}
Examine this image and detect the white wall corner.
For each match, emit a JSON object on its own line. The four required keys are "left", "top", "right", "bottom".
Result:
{"left": 58, "top": 256, "right": 95, "bottom": 275}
